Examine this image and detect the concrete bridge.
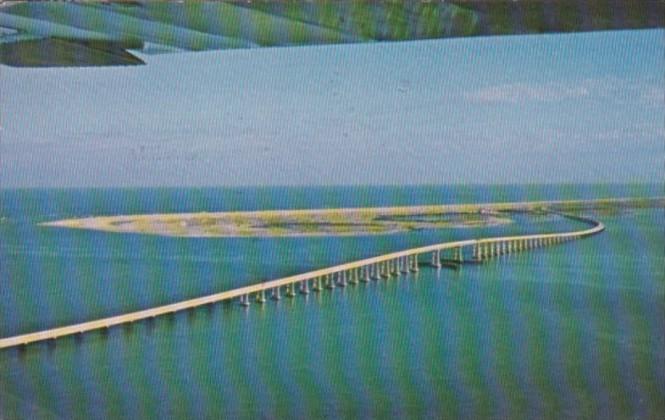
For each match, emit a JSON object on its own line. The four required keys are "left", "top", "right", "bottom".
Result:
{"left": 0, "top": 212, "right": 604, "bottom": 350}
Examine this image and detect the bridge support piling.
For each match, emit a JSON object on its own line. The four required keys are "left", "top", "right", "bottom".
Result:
{"left": 361, "top": 266, "right": 370, "bottom": 282}
{"left": 390, "top": 260, "right": 398, "bottom": 276}
{"left": 349, "top": 269, "right": 358, "bottom": 284}
{"left": 300, "top": 280, "right": 310, "bottom": 295}
{"left": 286, "top": 283, "right": 297, "bottom": 297}
{"left": 325, "top": 274, "right": 336, "bottom": 289}
{"left": 271, "top": 287, "right": 281, "bottom": 300}
{"left": 239, "top": 294, "right": 250, "bottom": 307}
{"left": 431, "top": 250, "right": 441, "bottom": 268}
{"left": 400, "top": 257, "right": 409, "bottom": 273}
{"left": 410, "top": 255, "right": 419, "bottom": 272}
{"left": 256, "top": 290, "right": 267, "bottom": 303}
{"left": 454, "top": 247, "right": 463, "bottom": 263}
{"left": 337, "top": 272, "right": 346, "bottom": 287}
{"left": 379, "top": 262, "right": 388, "bottom": 278}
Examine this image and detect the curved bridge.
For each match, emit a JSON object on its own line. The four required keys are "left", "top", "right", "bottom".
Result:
{"left": 0, "top": 212, "right": 604, "bottom": 350}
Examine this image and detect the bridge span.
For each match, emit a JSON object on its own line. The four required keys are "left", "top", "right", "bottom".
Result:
{"left": 0, "top": 212, "right": 604, "bottom": 350}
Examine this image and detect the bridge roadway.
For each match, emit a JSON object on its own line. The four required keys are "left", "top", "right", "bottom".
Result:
{"left": 0, "top": 213, "right": 604, "bottom": 350}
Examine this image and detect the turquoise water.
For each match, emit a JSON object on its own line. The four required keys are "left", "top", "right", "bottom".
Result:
{"left": 0, "top": 185, "right": 663, "bottom": 419}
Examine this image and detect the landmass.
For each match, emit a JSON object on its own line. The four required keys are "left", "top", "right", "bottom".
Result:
{"left": 40, "top": 197, "right": 664, "bottom": 238}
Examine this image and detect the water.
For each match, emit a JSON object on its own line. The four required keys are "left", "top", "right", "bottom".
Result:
{"left": 0, "top": 185, "right": 663, "bottom": 419}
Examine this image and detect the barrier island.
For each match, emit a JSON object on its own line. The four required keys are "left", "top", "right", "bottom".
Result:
{"left": 40, "top": 197, "right": 664, "bottom": 237}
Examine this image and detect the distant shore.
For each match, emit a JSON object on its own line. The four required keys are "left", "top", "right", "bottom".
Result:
{"left": 40, "top": 197, "right": 664, "bottom": 238}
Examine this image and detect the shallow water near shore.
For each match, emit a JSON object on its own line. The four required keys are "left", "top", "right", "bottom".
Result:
{"left": 0, "top": 185, "right": 663, "bottom": 419}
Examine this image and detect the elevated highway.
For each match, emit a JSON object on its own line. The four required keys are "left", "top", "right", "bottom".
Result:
{"left": 0, "top": 212, "right": 604, "bottom": 350}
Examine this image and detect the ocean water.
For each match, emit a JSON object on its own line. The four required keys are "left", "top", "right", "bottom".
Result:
{"left": 0, "top": 185, "right": 663, "bottom": 419}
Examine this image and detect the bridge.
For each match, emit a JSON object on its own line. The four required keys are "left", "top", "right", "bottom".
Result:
{"left": 0, "top": 212, "right": 604, "bottom": 350}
